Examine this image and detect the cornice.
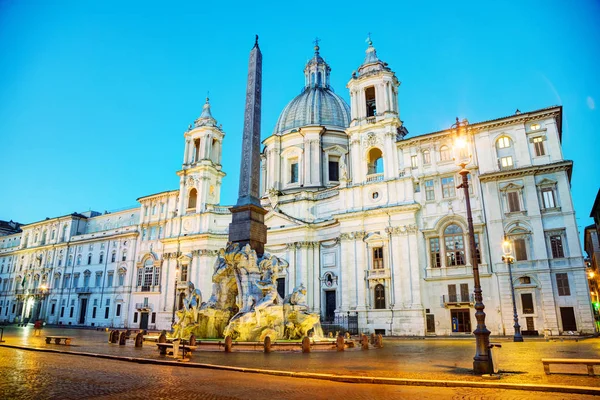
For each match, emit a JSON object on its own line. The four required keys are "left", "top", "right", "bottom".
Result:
{"left": 333, "top": 203, "right": 421, "bottom": 221}
{"left": 478, "top": 160, "right": 572, "bottom": 183}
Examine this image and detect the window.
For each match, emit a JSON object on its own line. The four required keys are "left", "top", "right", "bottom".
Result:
{"left": 507, "top": 192, "right": 520, "bottom": 212}
{"left": 367, "top": 148, "right": 383, "bottom": 175}
{"left": 158, "top": 226, "right": 163, "bottom": 239}
{"left": 532, "top": 137, "right": 545, "bottom": 157}
{"left": 474, "top": 234, "right": 482, "bottom": 264}
{"left": 51, "top": 230, "right": 55, "bottom": 240}
{"left": 444, "top": 225, "right": 465, "bottom": 266}
{"left": 414, "top": 182, "right": 420, "bottom": 193}
{"left": 411, "top": 155, "right": 418, "bottom": 168}
{"left": 514, "top": 238, "right": 527, "bottom": 261}
{"left": 497, "top": 136, "right": 511, "bottom": 149}
{"left": 95, "top": 274, "right": 102, "bottom": 287}
{"left": 556, "top": 273, "right": 570, "bottom": 296}
{"left": 160, "top": 203, "right": 165, "bottom": 214}
{"left": 151, "top": 312, "right": 156, "bottom": 324}
{"left": 423, "top": 151, "right": 431, "bottom": 165}
{"left": 425, "top": 180, "right": 435, "bottom": 201}
{"left": 429, "top": 238, "right": 441, "bottom": 268}
{"left": 92, "top": 307, "right": 97, "bottom": 318}
{"left": 99, "top": 253, "right": 104, "bottom": 264}
{"left": 290, "top": 160, "right": 299, "bottom": 183}
{"left": 118, "top": 273, "right": 125, "bottom": 286}
{"left": 105, "top": 307, "right": 110, "bottom": 319}
{"left": 500, "top": 156, "right": 513, "bottom": 169}
{"left": 142, "top": 228, "right": 147, "bottom": 241}
{"left": 521, "top": 293, "right": 534, "bottom": 314}
{"left": 550, "top": 235, "right": 564, "bottom": 258}
{"left": 365, "top": 86, "right": 376, "bottom": 117}
{"left": 63, "top": 275, "right": 70, "bottom": 289}
{"left": 152, "top": 205, "right": 156, "bottom": 215}
{"left": 116, "top": 304, "right": 121, "bottom": 317}
{"left": 519, "top": 276, "right": 531, "bottom": 285}
{"left": 150, "top": 227, "right": 156, "bottom": 240}
{"left": 107, "top": 273, "right": 113, "bottom": 287}
{"left": 373, "top": 247, "right": 384, "bottom": 269}
{"left": 111, "top": 251, "right": 116, "bottom": 263}
{"left": 374, "top": 284, "right": 385, "bottom": 309}
{"left": 122, "top": 250, "right": 127, "bottom": 262}
{"left": 439, "top": 146, "right": 451, "bottom": 161}
{"left": 82, "top": 274, "right": 89, "bottom": 287}
{"left": 460, "top": 284, "right": 469, "bottom": 302}
{"left": 328, "top": 159, "right": 339, "bottom": 182}
{"left": 441, "top": 177, "right": 455, "bottom": 198}
{"left": 87, "top": 254, "right": 92, "bottom": 265}
{"left": 541, "top": 188, "right": 555, "bottom": 209}
{"left": 187, "top": 188, "right": 197, "bottom": 210}
{"left": 181, "top": 264, "right": 188, "bottom": 282}
{"left": 133, "top": 312, "right": 138, "bottom": 323}
{"left": 530, "top": 123, "right": 541, "bottom": 131}
{"left": 76, "top": 255, "right": 81, "bottom": 266}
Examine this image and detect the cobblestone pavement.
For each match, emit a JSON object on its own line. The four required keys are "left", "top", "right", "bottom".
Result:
{"left": 1, "top": 326, "right": 599, "bottom": 389}
{"left": 0, "top": 347, "right": 597, "bottom": 400}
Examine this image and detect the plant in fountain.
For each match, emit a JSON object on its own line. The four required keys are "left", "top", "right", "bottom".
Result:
{"left": 171, "top": 242, "right": 322, "bottom": 341}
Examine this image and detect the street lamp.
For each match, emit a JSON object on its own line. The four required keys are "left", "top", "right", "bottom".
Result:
{"left": 502, "top": 239, "right": 524, "bottom": 342}
{"left": 452, "top": 117, "right": 492, "bottom": 374}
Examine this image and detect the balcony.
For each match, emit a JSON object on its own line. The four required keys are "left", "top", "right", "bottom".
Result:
{"left": 135, "top": 302, "right": 153, "bottom": 311}
{"left": 366, "top": 268, "right": 391, "bottom": 279}
{"left": 442, "top": 294, "right": 474, "bottom": 306}
{"left": 365, "top": 116, "right": 376, "bottom": 124}
{"left": 137, "top": 285, "right": 161, "bottom": 293}
{"left": 366, "top": 173, "right": 384, "bottom": 183}
{"left": 75, "top": 287, "right": 92, "bottom": 294}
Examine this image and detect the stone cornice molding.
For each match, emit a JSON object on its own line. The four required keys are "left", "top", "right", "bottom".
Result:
{"left": 479, "top": 160, "right": 572, "bottom": 183}
{"left": 385, "top": 224, "right": 419, "bottom": 235}
{"left": 333, "top": 203, "right": 421, "bottom": 221}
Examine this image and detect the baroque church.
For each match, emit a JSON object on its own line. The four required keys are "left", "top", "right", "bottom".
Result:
{"left": 0, "top": 39, "right": 594, "bottom": 336}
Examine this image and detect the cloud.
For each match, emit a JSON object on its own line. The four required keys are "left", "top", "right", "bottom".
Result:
{"left": 587, "top": 96, "right": 595, "bottom": 110}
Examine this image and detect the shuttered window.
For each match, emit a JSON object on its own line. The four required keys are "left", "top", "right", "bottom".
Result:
{"left": 521, "top": 293, "right": 534, "bottom": 314}
{"left": 507, "top": 192, "right": 520, "bottom": 212}
{"left": 556, "top": 273, "right": 570, "bottom": 296}
{"left": 514, "top": 238, "right": 527, "bottom": 261}
{"left": 550, "top": 235, "right": 565, "bottom": 258}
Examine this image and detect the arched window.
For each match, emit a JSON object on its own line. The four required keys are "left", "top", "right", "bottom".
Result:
{"left": 118, "top": 267, "right": 126, "bottom": 286}
{"left": 439, "top": 145, "right": 451, "bottom": 161}
{"left": 187, "top": 188, "right": 197, "bottom": 211}
{"left": 444, "top": 224, "right": 465, "bottom": 266}
{"left": 111, "top": 251, "right": 116, "bottom": 263}
{"left": 87, "top": 253, "right": 92, "bottom": 265}
{"left": 99, "top": 252, "right": 104, "bottom": 264}
{"left": 67, "top": 255, "right": 73, "bottom": 267}
{"left": 83, "top": 270, "right": 91, "bottom": 287}
{"left": 121, "top": 250, "right": 127, "bottom": 262}
{"left": 76, "top": 255, "right": 82, "bottom": 266}
{"left": 374, "top": 284, "right": 385, "bottom": 309}
{"left": 61, "top": 225, "right": 67, "bottom": 241}
{"left": 367, "top": 148, "right": 383, "bottom": 175}
{"left": 41, "top": 230, "right": 47, "bottom": 244}
{"left": 423, "top": 150, "right": 431, "bottom": 164}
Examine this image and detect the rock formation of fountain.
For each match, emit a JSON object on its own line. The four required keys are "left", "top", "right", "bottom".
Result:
{"left": 171, "top": 242, "right": 322, "bottom": 341}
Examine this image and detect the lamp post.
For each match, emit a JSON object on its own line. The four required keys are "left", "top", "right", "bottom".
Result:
{"left": 502, "top": 239, "right": 524, "bottom": 342}
{"left": 452, "top": 117, "right": 492, "bottom": 374}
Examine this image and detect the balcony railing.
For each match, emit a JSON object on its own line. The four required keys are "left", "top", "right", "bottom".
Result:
{"left": 366, "top": 173, "right": 384, "bottom": 183}
{"left": 135, "top": 302, "right": 153, "bottom": 310}
{"left": 366, "top": 268, "right": 391, "bottom": 279}
{"left": 442, "top": 294, "right": 474, "bottom": 305}
{"left": 75, "top": 287, "right": 92, "bottom": 294}
{"left": 365, "top": 116, "right": 376, "bottom": 124}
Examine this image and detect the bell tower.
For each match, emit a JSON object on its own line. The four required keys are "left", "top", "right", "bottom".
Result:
{"left": 176, "top": 98, "right": 226, "bottom": 216}
{"left": 346, "top": 38, "right": 405, "bottom": 183}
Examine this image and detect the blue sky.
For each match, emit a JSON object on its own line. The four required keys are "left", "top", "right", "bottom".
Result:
{"left": 0, "top": 1, "right": 598, "bottom": 239}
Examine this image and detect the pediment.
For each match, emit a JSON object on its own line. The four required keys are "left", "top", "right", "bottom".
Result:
{"left": 536, "top": 178, "right": 557, "bottom": 187}
{"left": 323, "top": 145, "right": 347, "bottom": 156}
{"left": 265, "top": 210, "right": 305, "bottom": 229}
{"left": 364, "top": 232, "right": 386, "bottom": 244}
{"left": 499, "top": 182, "right": 524, "bottom": 192}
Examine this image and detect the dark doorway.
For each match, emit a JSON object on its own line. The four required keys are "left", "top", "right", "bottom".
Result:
{"left": 560, "top": 307, "right": 577, "bottom": 332}
{"left": 277, "top": 278, "right": 285, "bottom": 299}
{"left": 78, "top": 298, "right": 88, "bottom": 324}
{"left": 450, "top": 309, "right": 471, "bottom": 333}
{"left": 325, "top": 290, "right": 336, "bottom": 321}
{"left": 140, "top": 312, "right": 149, "bottom": 330}
{"left": 426, "top": 314, "right": 435, "bottom": 333}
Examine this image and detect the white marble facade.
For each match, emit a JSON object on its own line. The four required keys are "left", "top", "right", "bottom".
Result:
{"left": 0, "top": 42, "right": 594, "bottom": 335}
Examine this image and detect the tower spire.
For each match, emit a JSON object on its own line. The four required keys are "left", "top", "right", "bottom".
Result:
{"left": 228, "top": 35, "right": 267, "bottom": 255}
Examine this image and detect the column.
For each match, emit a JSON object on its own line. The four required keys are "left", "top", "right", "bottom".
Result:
{"left": 312, "top": 242, "right": 320, "bottom": 314}
{"left": 183, "top": 140, "right": 190, "bottom": 164}
{"left": 355, "top": 232, "right": 367, "bottom": 311}
{"left": 408, "top": 229, "right": 422, "bottom": 306}
{"left": 339, "top": 235, "right": 353, "bottom": 311}
{"left": 304, "top": 140, "right": 311, "bottom": 185}
{"left": 312, "top": 140, "right": 320, "bottom": 185}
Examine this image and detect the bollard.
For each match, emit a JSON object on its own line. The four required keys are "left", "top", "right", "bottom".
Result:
{"left": 376, "top": 334, "right": 383, "bottom": 348}
{"left": 108, "top": 330, "right": 114, "bottom": 343}
{"left": 158, "top": 332, "right": 167, "bottom": 344}
{"left": 361, "top": 334, "right": 369, "bottom": 350}
{"left": 302, "top": 336, "right": 311, "bottom": 353}
{"left": 263, "top": 336, "right": 272, "bottom": 353}
{"left": 189, "top": 334, "right": 196, "bottom": 346}
{"left": 125, "top": 329, "right": 131, "bottom": 339}
{"left": 111, "top": 330, "right": 120, "bottom": 343}
{"left": 224, "top": 336, "right": 232, "bottom": 353}
{"left": 172, "top": 339, "right": 180, "bottom": 358}
{"left": 336, "top": 335, "right": 345, "bottom": 351}
{"left": 119, "top": 331, "right": 127, "bottom": 345}
{"left": 370, "top": 333, "right": 375, "bottom": 345}
{"left": 135, "top": 332, "right": 144, "bottom": 347}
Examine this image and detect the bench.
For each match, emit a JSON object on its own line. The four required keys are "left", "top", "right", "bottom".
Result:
{"left": 542, "top": 358, "right": 600, "bottom": 376}
{"left": 45, "top": 336, "right": 73, "bottom": 345}
{"left": 156, "top": 342, "right": 196, "bottom": 357}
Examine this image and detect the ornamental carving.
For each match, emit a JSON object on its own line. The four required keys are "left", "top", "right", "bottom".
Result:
{"left": 385, "top": 224, "right": 419, "bottom": 235}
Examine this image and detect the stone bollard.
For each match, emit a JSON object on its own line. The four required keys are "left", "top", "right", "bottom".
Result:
{"left": 135, "top": 332, "right": 144, "bottom": 347}
{"left": 370, "top": 333, "right": 376, "bottom": 345}
{"left": 302, "top": 336, "right": 311, "bottom": 353}
{"left": 119, "top": 331, "right": 127, "bottom": 345}
{"left": 345, "top": 332, "right": 351, "bottom": 340}
{"left": 361, "top": 334, "right": 369, "bottom": 350}
{"left": 108, "top": 330, "right": 114, "bottom": 343}
{"left": 172, "top": 339, "right": 180, "bottom": 358}
{"left": 336, "top": 335, "right": 345, "bottom": 352}
{"left": 263, "top": 336, "right": 272, "bottom": 353}
{"left": 111, "top": 330, "right": 120, "bottom": 343}
{"left": 375, "top": 334, "right": 383, "bottom": 348}
{"left": 224, "top": 336, "right": 232, "bottom": 353}
{"left": 189, "top": 334, "right": 196, "bottom": 346}
{"left": 158, "top": 332, "right": 167, "bottom": 344}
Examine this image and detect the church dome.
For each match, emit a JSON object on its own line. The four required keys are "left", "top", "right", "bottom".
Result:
{"left": 273, "top": 44, "right": 350, "bottom": 134}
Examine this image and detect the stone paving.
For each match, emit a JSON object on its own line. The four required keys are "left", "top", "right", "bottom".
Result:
{"left": 1, "top": 326, "right": 599, "bottom": 391}
{"left": 0, "top": 347, "right": 597, "bottom": 400}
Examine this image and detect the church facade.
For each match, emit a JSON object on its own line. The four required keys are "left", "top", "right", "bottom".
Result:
{"left": 0, "top": 41, "right": 594, "bottom": 336}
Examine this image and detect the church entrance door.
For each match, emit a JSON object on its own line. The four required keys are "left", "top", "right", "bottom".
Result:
{"left": 140, "top": 312, "right": 149, "bottom": 330}
{"left": 325, "top": 290, "right": 336, "bottom": 321}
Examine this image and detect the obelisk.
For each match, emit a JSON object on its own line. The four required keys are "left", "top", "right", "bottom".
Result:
{"left": 229, "top": 35, "right": 268, "bottom": 256}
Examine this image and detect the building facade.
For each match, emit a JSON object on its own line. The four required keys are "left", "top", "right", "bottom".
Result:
{"left": 0, "top": 41, "right": 594, "bottom": 335}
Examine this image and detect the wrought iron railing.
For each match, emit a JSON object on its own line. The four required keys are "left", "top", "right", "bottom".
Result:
{"left": 441, "top": 294, "right": 474, "bottom": 305}
{"left": 320, "top": 313, "right": 359, "bottom": 336}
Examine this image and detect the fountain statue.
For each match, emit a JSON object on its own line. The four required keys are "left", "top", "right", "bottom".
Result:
{"left": 171, "top": 242, "right": 322, "bottom": 341}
